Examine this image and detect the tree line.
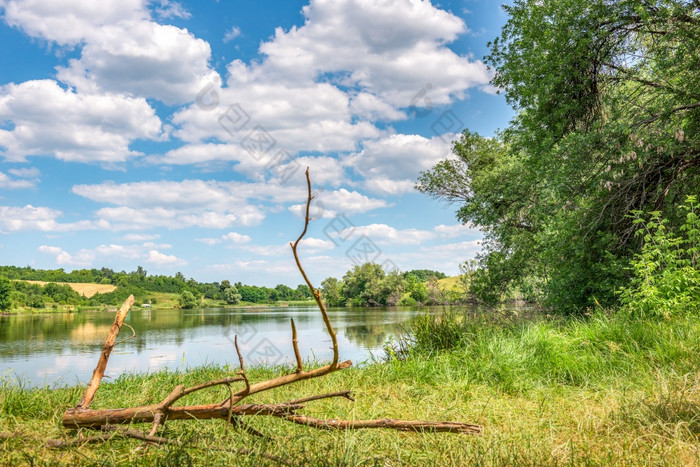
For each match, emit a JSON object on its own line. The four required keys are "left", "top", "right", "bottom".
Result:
{"left": 417, "top": 0, "right": 700, "bottom": 314}
{"left": 0, "top": 265, "right": 314, "bottom": 311}
{"left": 0, "top": 265, "right": 452, "bottom": 311}
{"left": 321, "top": 265, "right": 448, "bottom": 307}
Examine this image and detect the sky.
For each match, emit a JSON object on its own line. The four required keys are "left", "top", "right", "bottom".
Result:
{"left": 0, "top": 0, "right": 513, "bottom": 287}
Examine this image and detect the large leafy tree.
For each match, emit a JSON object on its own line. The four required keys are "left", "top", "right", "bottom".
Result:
{"left": 418, "top": 0, "right": 700, "bottom": 312}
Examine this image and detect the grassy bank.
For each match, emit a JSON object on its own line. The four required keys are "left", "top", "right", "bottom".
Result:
{"left": 1, "top": 312, "right": 698, "bottom": 465}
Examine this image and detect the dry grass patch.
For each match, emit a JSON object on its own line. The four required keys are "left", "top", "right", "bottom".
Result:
{"left": 22, "top": 281, "right": 116, "bottom": 298}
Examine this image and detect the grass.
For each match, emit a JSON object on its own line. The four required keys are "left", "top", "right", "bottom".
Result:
{"left": 1, "top": 312, "right": 698, "bottom": 465}
{"left": 435, "top": 275, "right": 467, "bottom": 295}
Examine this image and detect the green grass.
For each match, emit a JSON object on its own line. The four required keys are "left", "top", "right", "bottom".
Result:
{"left": 1, "top": 312, "right": 698, "bottom": 465}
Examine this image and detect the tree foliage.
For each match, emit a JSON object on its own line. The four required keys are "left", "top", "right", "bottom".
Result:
{"left": 178, "top": 291, "right": 198, "bottom": 309}
{"left": 0, "top": 276, "right": 11, "bottom": 311}
{"left": 417, "top": 0, "right": 700, "bottom": 312}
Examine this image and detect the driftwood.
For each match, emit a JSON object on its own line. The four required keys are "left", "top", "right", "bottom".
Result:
{"left": 56, "top": 168, "right": 482, "bottom": 445}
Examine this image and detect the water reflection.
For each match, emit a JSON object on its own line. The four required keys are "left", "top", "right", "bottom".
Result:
{"left": 0, "top": 306, "right": 426, "bottom": 387}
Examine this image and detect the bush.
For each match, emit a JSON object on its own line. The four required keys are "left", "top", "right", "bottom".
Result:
{"left": 178, "top": 291, "right": 198, "bottom": 309}
{"left": 619, "top": 196, "right": 700, "bottom": 319}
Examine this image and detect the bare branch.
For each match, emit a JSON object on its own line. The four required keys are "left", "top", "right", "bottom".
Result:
{"left": 76, "top": 295, "right": 134, "bottom": 409}
{"left": 291, "top": 318, "right": 303, "bottom": 372}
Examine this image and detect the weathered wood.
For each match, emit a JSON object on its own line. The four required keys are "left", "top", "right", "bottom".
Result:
{"left": 76, "top": 295, "right": 134, "bottom": 409}
{"left": 283, "top": 415, "right": 483, "bottom": 434}
{"left": 63, "top": 402, "right": 307, "bottom": 428}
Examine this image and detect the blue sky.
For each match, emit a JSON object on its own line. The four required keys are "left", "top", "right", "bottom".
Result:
{"left": 0, "top": 0, "right": 513, "bottom": 287}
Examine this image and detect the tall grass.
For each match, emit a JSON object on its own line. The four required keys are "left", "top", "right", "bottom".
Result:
{"left": 393, "top": 309, "right": 699, "bottom": 393}
{"left": 1, "top": 311, "right": 698, "bottom": 465}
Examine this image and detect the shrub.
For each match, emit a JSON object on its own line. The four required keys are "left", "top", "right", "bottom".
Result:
{"left": 619, "top": 196, "right": 700, "bottom": 318}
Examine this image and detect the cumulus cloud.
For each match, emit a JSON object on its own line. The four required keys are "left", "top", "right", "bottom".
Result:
{"left": 37, "top": 240, "right": 186, "bottom": 268}
{"left": 72, "top": 178, "right": 262, "bottom": 231}
{"left": 257, "top": 0, "right": 491, "bottom": 107}
{"left": 56, "top": 22, "right": 219, "bottom": 104}
{"left": 0, "top": 80, "right": 163, "bottom": 163}
{"left": 38, "top": 245, "right": 93, "bottom": 267}
{"left": 171, "top": 77, "right": 380, "bottom": 155}
{"left": 344, "top": 133, "right": 452, "bottom": 195}
{"left": 1, "top": 0, "right": 146, "bottom": 45}
{"left": 146, "top": 249, "right": 186, "bottom": 266}
{"left": 288, "top": 188, "right": 390, "bottom": 218}
{"left": 3, "top": 0, "right": 217, "bottom": 105}
{"left": 0, "top": 205, "right": 104, "bottom": 233}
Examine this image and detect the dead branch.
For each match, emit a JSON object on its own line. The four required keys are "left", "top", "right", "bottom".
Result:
{"left": 57, "top": 167, "right": 482, "bottom": 447}
{"left": 76, "top": 294, "right": 134, "bottom": 409}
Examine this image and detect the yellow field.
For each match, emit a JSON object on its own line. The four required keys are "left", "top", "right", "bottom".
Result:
{"left": 22, "top": 280, "right": 116, "bottom": 298}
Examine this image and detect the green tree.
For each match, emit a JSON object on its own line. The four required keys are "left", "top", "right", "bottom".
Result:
{"left": 404, "top": 274, "right": 428, "bottom": 304}
{"left": 418, "top": 0, "right": 700, "bottom": 313}
{"left": 320, "top": 277, "right": 345, "bottom": 307}
{"left": 342, "top": 263, "right": 385, "bottom": 306}
{"left": 223, "top": 286, "right": 242, "bottom": 305}
{"left": 0, "top": 276, "right": 12, "bottom": 311}
{"left": 178, "top": 291, "right": 197, "bottom": 309}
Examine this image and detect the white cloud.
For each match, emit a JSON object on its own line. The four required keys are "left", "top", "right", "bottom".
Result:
{"left": 0, "top": 171, "right": 35, "bottom": 189}
{"left": 344, "top": 133, "right": 453, "bottom": 195}
{"left": 146, "top": 249, "right": 186, "bottom": 266}
{"left": 222, "top": 231, "right": 251, "bottom": 243}
{"left": 38, "top": 240, "right": 187, "bottom": 268}
{"left": 332, "top": 223, "right": 433, "bottom": 245}
{"left": 392, "top": 240, "right": 483, "bottom": 274}
{"left": 223, "top": 25, "right": 241, "bottom": 43}
{"left": 7, "top": 167, "right": 40, "bottom": 178}
{"left": 434, "top": 223, "right": 481, "bottom": 238}
{"left": 1, "top": 0, "right": 146, "bottom": 45}
{"left": 297, "top": 236, "right": 335, "bottom": 251}
{"left": 151, "top": 0, "right": 190, "bottom": 20}
{"left": 171, "top": 77, "right": 380, "bottom": 154}
{"left": 0, "top": 80, "right": 163, "bottom": 163}
{"left": 257, "top": 0, "right": 490, "bottom": 107}
{"left": 56, "top": 21, "right": 219, "bottom": 105}
{"left": 38, "top": 245, "right": 94, "bottom": 267}
{"left": 3, "top": 0, "right": 217, "bottom": 105}
{"left": 288, "top": 188, "right": 390, "bottom": 218}
{"left": 120, "top": 233, "right": 161, "bottom": 242}
{"left": 0, "top": 205, "right": 103, "bottom": 233}
{"left": 72, "top": 179, "right": 244, "bottom": 210}
{"left": 198, "top": 231, "right": 251, "bottom": 245}
{"left": 72, "top": 179, "right": 266, "bottom": 230}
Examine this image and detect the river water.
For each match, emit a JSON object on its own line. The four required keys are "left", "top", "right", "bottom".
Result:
{"left": 0, "top": 306, "right": 429, "bottom": 388}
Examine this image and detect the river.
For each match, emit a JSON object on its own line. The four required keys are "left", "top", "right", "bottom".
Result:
{"left": 0, "top": 306, "right": 430, "bottom": 388}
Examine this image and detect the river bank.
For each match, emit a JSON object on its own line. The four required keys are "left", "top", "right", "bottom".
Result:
{"left": 1, "top": 311, "right": 697, "bottom": 465}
